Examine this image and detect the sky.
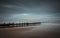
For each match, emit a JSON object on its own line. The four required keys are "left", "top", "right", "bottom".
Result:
{"left": 0, "top": 0, "right": 60, "bottom": 23}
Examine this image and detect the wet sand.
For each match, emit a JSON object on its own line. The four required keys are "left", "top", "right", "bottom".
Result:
{"left": 0, "top": 23, "right": 60, "bottom": 38}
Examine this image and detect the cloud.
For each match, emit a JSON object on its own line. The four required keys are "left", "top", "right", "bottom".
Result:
{"left": 0, "top": 0, "right": 60, "bottom": 23}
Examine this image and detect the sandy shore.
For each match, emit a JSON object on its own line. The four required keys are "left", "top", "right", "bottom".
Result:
{"left": 0, "top": 23, "right": 60, "bottom": 38}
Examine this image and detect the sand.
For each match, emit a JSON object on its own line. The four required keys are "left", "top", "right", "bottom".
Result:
{"left": 0, "top": 23, "right": 60, "bottom": 38}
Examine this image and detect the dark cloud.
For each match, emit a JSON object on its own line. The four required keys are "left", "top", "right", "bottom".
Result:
{"left": 0, "top": 0, "right": 60, "bottom": 23}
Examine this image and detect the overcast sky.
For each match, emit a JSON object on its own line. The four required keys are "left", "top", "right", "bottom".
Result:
{"left": 0, "top": 0, "right": 60, "bottom": 23}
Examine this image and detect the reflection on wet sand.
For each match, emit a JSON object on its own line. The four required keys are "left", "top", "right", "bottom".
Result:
{"left": 0, "top": 23, "right": 60, "bottom": 38}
